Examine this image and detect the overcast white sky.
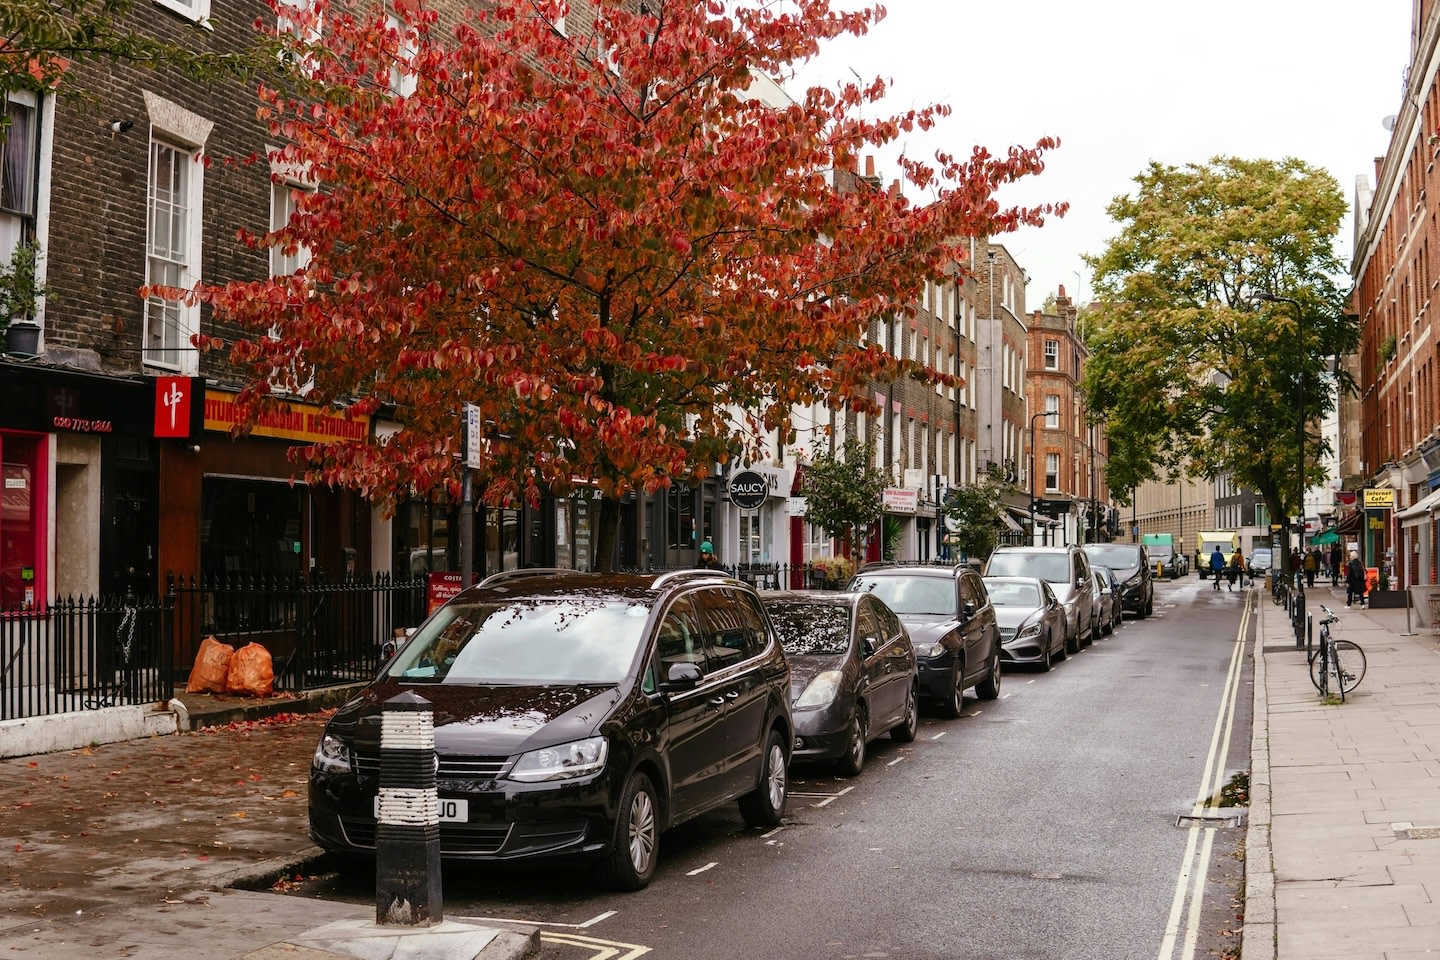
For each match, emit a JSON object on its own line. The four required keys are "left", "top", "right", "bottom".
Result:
{"left": 788, "top": 0, "right": 1415, "bottom": 306}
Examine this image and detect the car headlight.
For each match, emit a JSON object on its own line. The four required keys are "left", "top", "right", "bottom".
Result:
{"left": 312, "top": 733, "right": 352, "bottom": 775}
{"left": 1015, "top": 620, "right": 1042, "bottom": 641}
{"left": 795, "top": 670, "right": 843, "bottom": 708}
{"left": 915, "top": 641, "right": 947, "bottom": 658}
{"left": 508, "top": 736, "right": 608, "bottom": 783}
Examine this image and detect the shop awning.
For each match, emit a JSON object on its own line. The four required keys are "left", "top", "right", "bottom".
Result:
{"left": 1335, "top": 510, "right": 1364, "bottom": 534}
{"left": 1398, "top": 486, "right": 1440, "bottom": 526}
{"left": 1310, "top": 529, "right": 1340, "bottom": 545}
{"left": 998, "top": 510, "right": 1023, "bottom": 533}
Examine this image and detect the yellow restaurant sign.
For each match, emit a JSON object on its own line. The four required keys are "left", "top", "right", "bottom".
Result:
{"left": 1362, "top": 488, "right": 1396, "bottom": 510}
{"left": 204, "top": 390, "right": 370, "bottom": 444}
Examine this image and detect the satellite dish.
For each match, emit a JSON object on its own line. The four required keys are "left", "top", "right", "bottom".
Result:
{"left": 1383, "top": 115, "right": 1397, "bottom": 131}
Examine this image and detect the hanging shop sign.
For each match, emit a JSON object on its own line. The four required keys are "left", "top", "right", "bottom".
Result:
{"left": 729, "top": 470, "right": 769, "bottom": 509}
{"left": 882, "top": 487, "right": 918, "bottom": 514}
{"left": 1362, "top": 488, "right": 1395, "bottom": 510}
{"left": 0, "top": 364, "right": 203, "bottom": 438}
{"left": 204, "top": 389, "right": 371, "bottom": 444}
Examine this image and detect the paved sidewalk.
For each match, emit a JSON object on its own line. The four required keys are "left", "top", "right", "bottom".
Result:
{"left": 0, "top": 698, "right": 536, "bottom": 960}
{"left": 1246, "top": 586, "right": 1440, "bottom": 960}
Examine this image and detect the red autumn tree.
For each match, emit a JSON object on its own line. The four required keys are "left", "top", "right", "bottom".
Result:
{"left": 182, "top": 0, "right": 1064, "bottom": 570}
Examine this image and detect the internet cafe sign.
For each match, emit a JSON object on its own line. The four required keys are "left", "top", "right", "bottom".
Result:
{"left": 1362, "top": 488, "right": 1396, "bottom": 510}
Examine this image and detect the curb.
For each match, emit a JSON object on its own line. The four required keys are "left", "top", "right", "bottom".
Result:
{"left": 177, "top": 683, "right": 368, "bottom": 732}
{"left": 1242, "top": 592, "right": 1276, "bottom": 960}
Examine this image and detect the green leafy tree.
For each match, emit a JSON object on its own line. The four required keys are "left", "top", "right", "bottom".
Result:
{"left": 943, "top": 466, "right": 1009, "bottom": 561}
{"left": 1, "top": 0, "right": 276, "bottom": 100}
{"left": 802, "top": 437, "right": 889, "bottom": 560}
{"left": 1081, "top": 155, "right": 1358, "bottom": 538}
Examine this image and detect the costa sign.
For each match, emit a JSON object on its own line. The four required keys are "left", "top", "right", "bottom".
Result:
{"left": 729, "top": 470, "right": 769, "bottom": 509}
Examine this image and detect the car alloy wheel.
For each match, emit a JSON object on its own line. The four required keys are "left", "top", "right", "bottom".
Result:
{"left": 739, "top": 729, "right": 788, "bottom": 827}
{"left": 599, "top": 772, "right": 659, "bottom": 891}
{"left": 891, "top": 684, "right": 918, "bottom": 742}
{"left": 975, "top": 648, "right": 1001, "bottom": 700}
{"left": 938, "top": 665, "right": 964, "bottom": 719}
{"left": 836, "top": 712, "right": 866, "bottom": 777}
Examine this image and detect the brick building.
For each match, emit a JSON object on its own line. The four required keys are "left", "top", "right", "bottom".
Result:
{"left": 1350, "top": 0, "right": 1440, "bottom": 586}
{"left": 1023, "top": 286, "right": 1111, "bottom": 544}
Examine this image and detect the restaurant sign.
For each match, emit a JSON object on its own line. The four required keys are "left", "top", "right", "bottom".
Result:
{"left": 204, "top": 390, "right": 371, "bottom": 444}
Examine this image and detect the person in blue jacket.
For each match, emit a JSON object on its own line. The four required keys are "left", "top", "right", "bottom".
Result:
{"left": 1209, "top": 546, "right": 1226, "bottom": 590}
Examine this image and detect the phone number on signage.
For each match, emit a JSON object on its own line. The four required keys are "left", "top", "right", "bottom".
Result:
{"left": 52, "top": 416, "right": 114, "bottom": 433}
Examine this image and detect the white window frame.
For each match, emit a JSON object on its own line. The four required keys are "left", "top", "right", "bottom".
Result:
{"left": 153, "top": 0, "right": 211, "bottom": 25}
{"left": 1045, "top": 453, "right": 1060, "bottom": 492}
{"left": 1044, "top": 339, "right": 1059, "bottom": 370}
{"left": 1045, "top": 394, "right": 1060, "bottom": 429}
{"left": 386, "top": 14, "right": 419, "bottom": 97}
{"left": 142, "top": 92, "right": 211, "bottom": 375}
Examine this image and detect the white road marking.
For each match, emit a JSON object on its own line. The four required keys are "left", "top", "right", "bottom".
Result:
{"left": 887, "top": 756, "right": 905, "bottom": 767}
{"left": 455, "top": 910, "right": 615, "bottom": 929}
{"left": 929, "top": 731, "right": 946, "bottom": 740}
{"left": 686, "top": 862, "right": 718, "bottom": 876}
{"left": 542, "top": 931, "right": 652, "bottom": 959}
{"left": 761, "top": 826, "right": 784, "bottom": 839}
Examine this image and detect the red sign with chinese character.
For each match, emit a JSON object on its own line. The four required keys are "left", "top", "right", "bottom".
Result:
{"left": 153, "top": 377, "right": 192, "bottom": 437}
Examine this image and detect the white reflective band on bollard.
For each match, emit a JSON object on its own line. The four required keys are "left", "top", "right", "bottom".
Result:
{"left": 380, "top": 711, "right": 436, "bottom": 751}
{"left": 377, "top": 787, "right": 441, "bottom": 827}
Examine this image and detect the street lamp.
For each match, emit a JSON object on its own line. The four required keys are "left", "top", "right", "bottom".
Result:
{"left": 1254, "top": 290, "right": 1306, "bottom": 644}
{"left": 1029, "top": 409, "right": 1048, "bottom": 545}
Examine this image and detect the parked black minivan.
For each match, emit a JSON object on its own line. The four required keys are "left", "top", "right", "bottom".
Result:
{"left": 1082, "top": 543, "right": 1154, "bottom": 618}
{"left": 308, "top": 570, "right": 792, "bottom": 891}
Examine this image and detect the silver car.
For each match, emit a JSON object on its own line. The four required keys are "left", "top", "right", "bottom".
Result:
{"left": 984, "top": 546, "right": 1095, "bottom": 653}
{"left": 982, "top": 576, "right": 1066, "bottom": 671}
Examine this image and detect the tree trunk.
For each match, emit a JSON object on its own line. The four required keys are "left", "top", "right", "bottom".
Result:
{"left": 593, "top": 496, "right": 622, "bottom": 573}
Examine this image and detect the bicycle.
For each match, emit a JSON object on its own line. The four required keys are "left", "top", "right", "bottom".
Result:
{"left": 1309, "top": 604, "right": 1366, "bottom": 701}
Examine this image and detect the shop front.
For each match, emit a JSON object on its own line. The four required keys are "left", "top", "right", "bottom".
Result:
{"left": 0, "top": 364, "right": 204, "bottom": 605}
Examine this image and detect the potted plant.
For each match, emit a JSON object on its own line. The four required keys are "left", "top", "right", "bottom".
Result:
{"left": 1, "top": 239, "right": 47, "bottom": 356}
{"left": 809, "top": 555, "right": 855, "bottom": 589}
{"left": 1368, "top": 564, "right": 1410, "bottom": 608}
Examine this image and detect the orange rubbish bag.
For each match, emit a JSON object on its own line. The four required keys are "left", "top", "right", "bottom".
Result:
{"left": 185, "top": 636, "right": 235, "bottom": 694}
{"left": 226, "top": 642, "right": 275, "bottom": 698}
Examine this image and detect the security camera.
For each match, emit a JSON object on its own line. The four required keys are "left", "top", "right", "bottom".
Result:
{"left": 108, "top": 119, "right": 134, "bottom": 134}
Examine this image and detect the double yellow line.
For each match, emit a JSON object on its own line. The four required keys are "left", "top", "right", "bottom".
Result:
{"left": 1156, "top": 588, "right": 1252, "bottom": 960}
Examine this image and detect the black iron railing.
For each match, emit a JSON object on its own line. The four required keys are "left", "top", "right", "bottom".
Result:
{"left": 1, "top": 593, "right": 171, "bottom": 721}
{"left": 166, "top": 572, "right": 427, "bottom": 693}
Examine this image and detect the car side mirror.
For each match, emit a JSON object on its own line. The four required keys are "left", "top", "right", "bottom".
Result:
{"left": 861, "top": 638, "right": 877, "bottom": 658}
{"left": 961, "top": 600, "right": 977, "bottom": 618}
{"left": 661, "top": 662, "right": 703, "bottom": 691}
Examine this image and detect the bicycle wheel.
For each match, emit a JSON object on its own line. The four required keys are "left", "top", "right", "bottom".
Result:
{"left": 1309, "top": 643, "right": 1330, "bottom": 695}
{"left": 1330, "top": 640, "right": 1366, "bottom": 696}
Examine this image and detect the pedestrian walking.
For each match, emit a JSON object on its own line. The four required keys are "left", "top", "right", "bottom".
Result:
{"left": 1303, "top": 548, "right": 1318, "bottom": 588}
{"left": 1210, "top": 546, "right": 1226, "bottom": 590}
{"left": 1227, "top": 548, "right": 1244, "bottom": 591}
{"left": 1290, "top": 547, "right": 1303, "bottom": 587}
{"left": 696, "top": 540, "right": 721, "bottom": 571}
{"left": 1329, "top": 543, "right": 1343, "bottom": 586}
{"left": 1345, "top": 551, "right": 1367, "bottom": 607}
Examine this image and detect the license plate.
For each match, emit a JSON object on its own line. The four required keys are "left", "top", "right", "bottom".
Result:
{"left": 373, "top": 796, "right": 468, "bottom": 822}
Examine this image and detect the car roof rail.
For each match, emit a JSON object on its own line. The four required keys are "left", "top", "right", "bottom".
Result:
{"left": 650, "top": 569, "right": 736, "bottom": 591}
{"left": 476, "top": 567, "right": 575, "bottom": 588}
{"left": 855, "top": 561, "right": 899, "bottom": 573}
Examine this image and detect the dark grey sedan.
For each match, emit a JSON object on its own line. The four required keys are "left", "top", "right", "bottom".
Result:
{"left": 764, "top": 591, "right": 919, "bottom": 776}
{"left": 981, "top": 576, "right": 1066, "bottom": 671}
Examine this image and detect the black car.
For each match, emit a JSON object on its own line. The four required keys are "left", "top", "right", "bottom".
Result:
{"left": 308, "top": 570, "right": 793, "bottom": 891}
{"left": 765, "top": 591, "right": 919, "bottom": 776}
{"left": 1082, "top": 543, "right": 1153, "bottom": 618}
{"left": 846, "top": 563, "right": 1002, "bottom": 718}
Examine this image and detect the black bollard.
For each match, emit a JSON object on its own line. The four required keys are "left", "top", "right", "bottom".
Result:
{"left": 374, "top": 691, "right": 443, "bottom": 926}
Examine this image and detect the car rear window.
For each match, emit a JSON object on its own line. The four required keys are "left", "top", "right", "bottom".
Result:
{"left": 1084, "top": 545, "right": 1143, "bottom": 569}
{"left": 852, "top": 575, "right": 956, "bottom": 617}
{"left": 986, "top": 581, "right": 1040, "bottom": 606}
{"left": 767, "top": 601, "right": 850, "bottom": 656}
{"left": 986, "top": 552, "right": 1068, "bottom": 582}
{"left": 388, "top": 595, "right": 650, "bottom": 684}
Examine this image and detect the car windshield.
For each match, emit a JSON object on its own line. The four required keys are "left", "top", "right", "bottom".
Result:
{"left": 851, "top": 575, "right": 956, "bottom": 616}
{"left": 986, "top": 552, "right": 1069, "bottom": 582}
{"left": 985, "top": 581, "right": 1040, "bottom": 606}
{"left": 387, "top": 593, "right": 651, "bottom": 684}
{"left": 1085, "top": 545, "right": 1142, "bottom": 571}
{"left": 767, "top": 601, "right": 850, "bottom": 656}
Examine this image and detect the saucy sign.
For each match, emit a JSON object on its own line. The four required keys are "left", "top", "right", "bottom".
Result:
{"left": 729, "top": 470, "right": 769, "bottom": 509}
